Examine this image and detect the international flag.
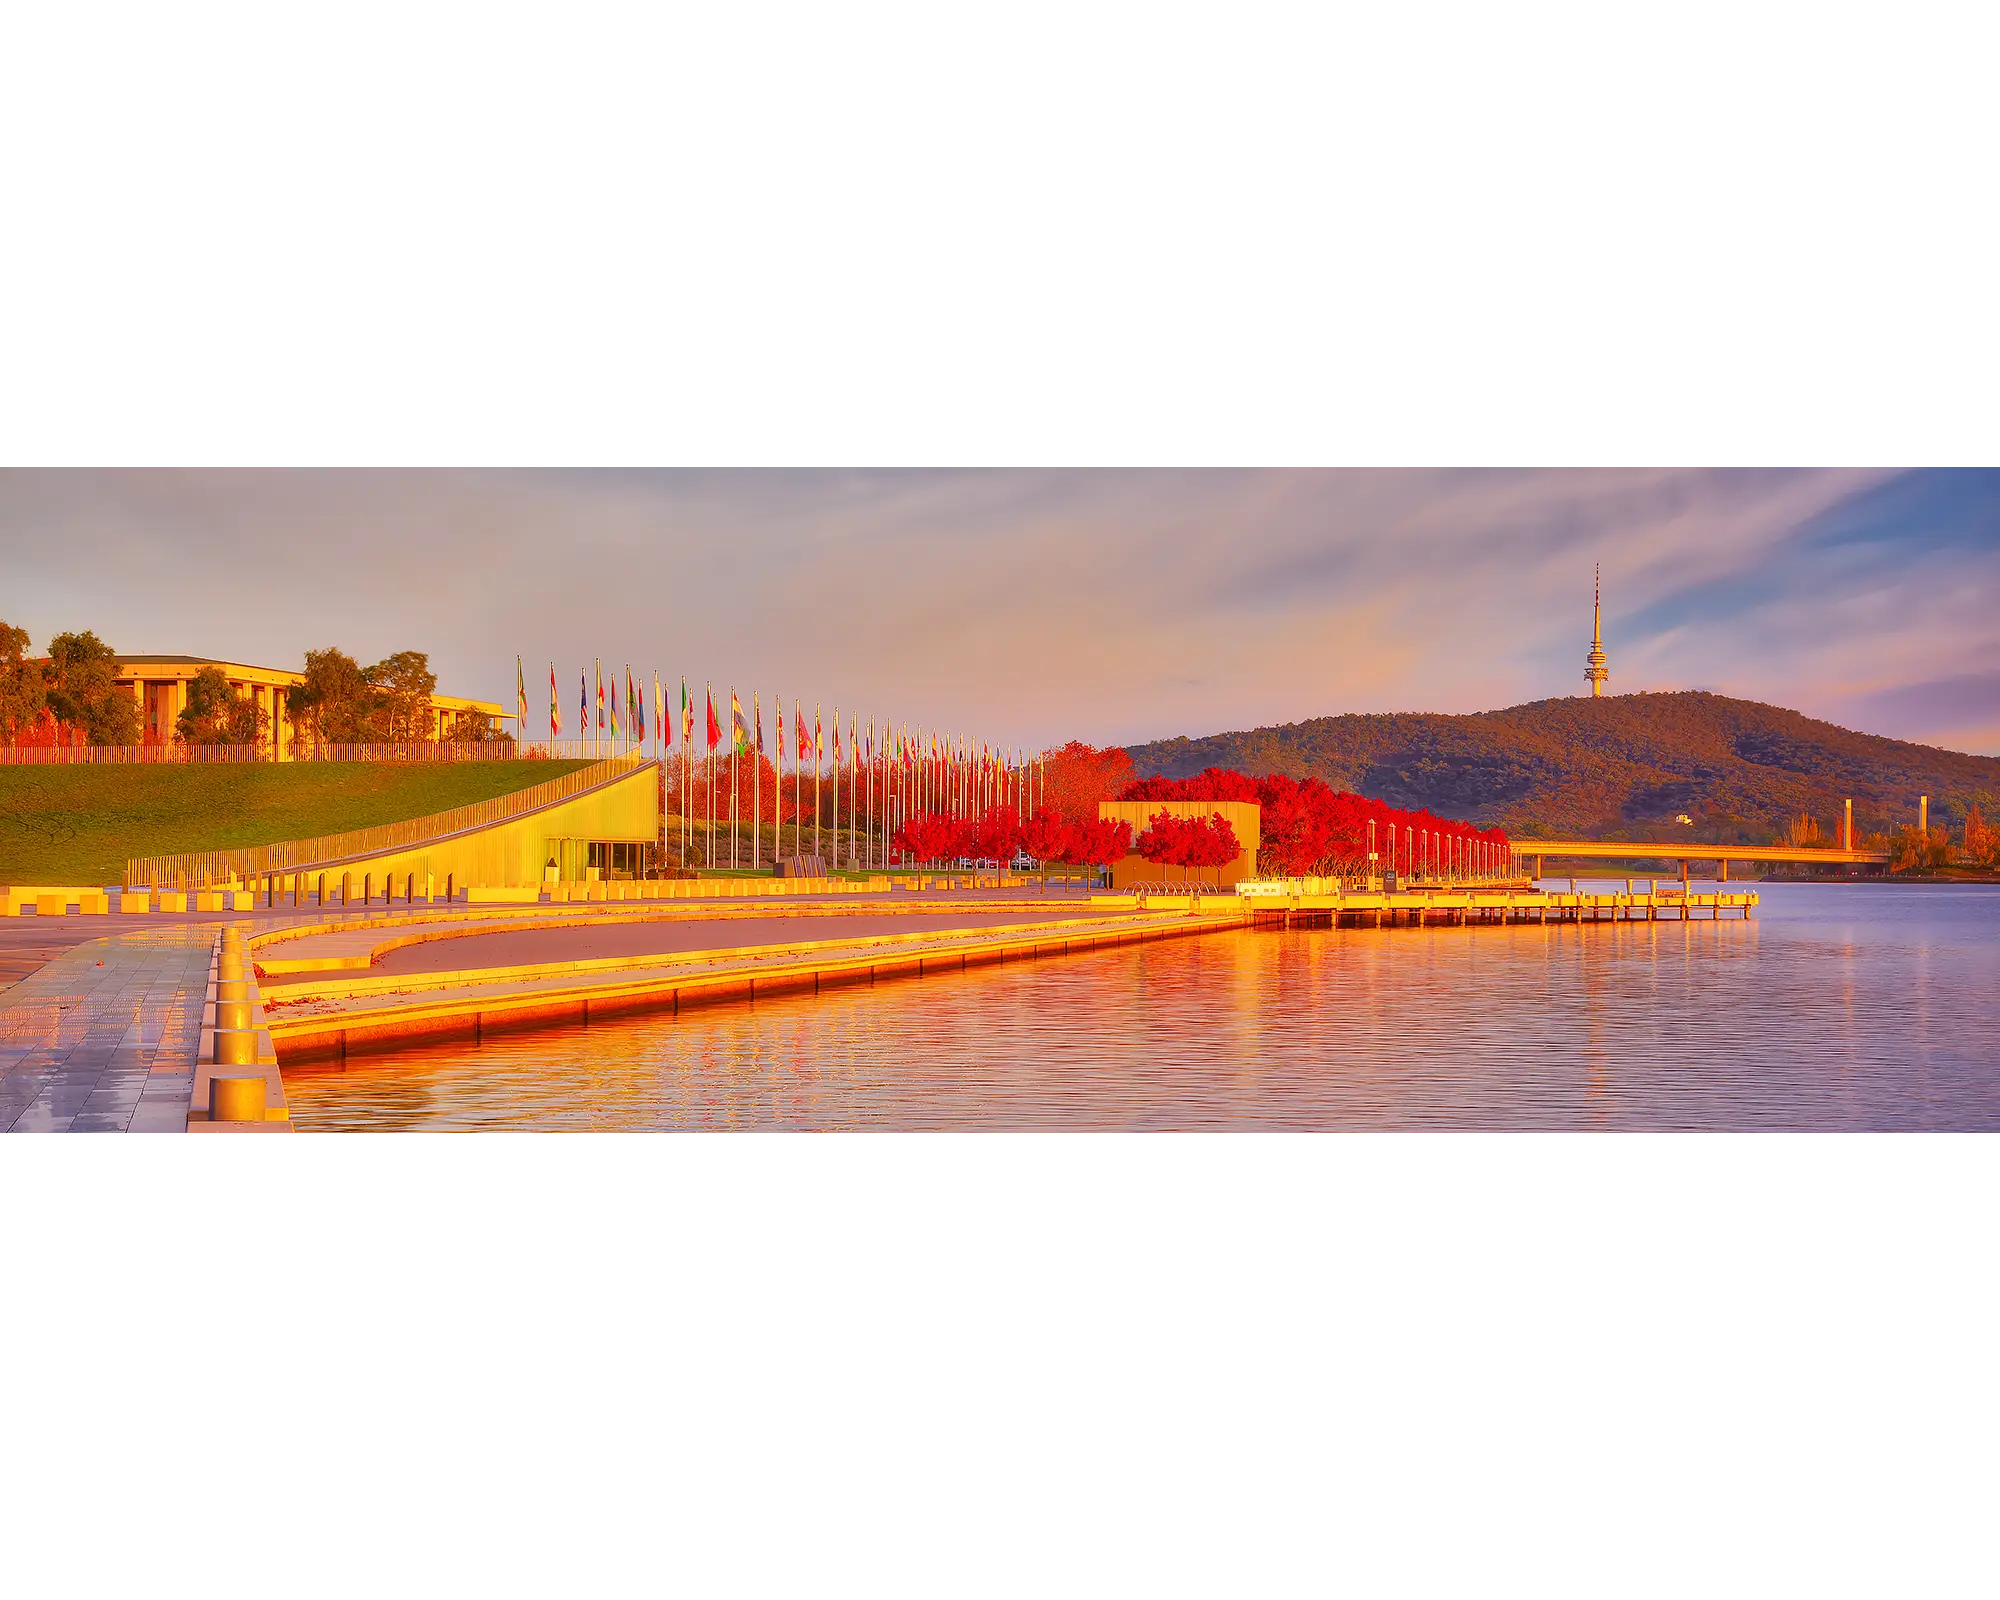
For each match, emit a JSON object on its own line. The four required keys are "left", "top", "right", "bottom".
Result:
{"left": 776, "top": 702, "right": 784, "bottom": 768}
{"left": 832, "top": 708, "right": 841, "bottom": 764}
{"left": 653, "top": 672, "right": 662, "bottom": 753}
{"left": 797, "top": 701, "right": 810, "bottom": 760}
{"left": 682, "top": 680, "right": 692, "bottom": 749}
{"left": 516, "top": 657, "right": 526, "bottom": 734}
{"left": 705, "top": 684, "right": 720, "bottom": 751}
{"left": 595, "top": 661, "right": 605, "bottom": 732}
{"left": 609, "top": 671, "right": 620, "bottom": 740}
{"left": 629, "top": 666, "right": 641, "bottom": 743}
{"left": 814, "top": 704, "right": 822, "bottom": 764}
{"left": 580, "top": 669, "right": 588, "bottom": 738}
{"left": 549, "top": 662, "right": 560, "bottom": 738}
{"left": 731, "top": 689, "right": 749, "bottom": 755}
{"left": 754, "top": 692, "right": 764, "bottom": 755}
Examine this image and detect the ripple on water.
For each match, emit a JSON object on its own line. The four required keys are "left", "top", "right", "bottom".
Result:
{"left": 280, "top": 884, "right": 2000, "bottom": 1131}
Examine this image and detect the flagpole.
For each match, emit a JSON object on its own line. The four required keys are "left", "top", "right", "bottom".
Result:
{"left": 752, "top": 691, "right": 761, "bottom": 872}
{"left": 814, "top": 704, "right": 822, "bottom": 865}
{"left": 706, "top": 682, "right": 715, "bottom": 871}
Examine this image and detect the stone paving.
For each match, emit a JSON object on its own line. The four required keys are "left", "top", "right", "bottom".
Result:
{"left": 0, "top": 927, "right": 214, "bottom": 1133}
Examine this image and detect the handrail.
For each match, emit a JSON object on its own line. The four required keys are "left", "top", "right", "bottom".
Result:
{"left": 126, "top": 753, "right": 652, "bottom": 888}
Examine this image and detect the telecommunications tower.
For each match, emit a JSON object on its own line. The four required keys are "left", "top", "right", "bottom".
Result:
{"left": 1584, "top": 564, "right": 1609, "bottom": 696}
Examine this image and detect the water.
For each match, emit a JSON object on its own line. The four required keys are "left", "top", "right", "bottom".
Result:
{"left": 281, "top": 882, "right": 2000, "bottom": 1130}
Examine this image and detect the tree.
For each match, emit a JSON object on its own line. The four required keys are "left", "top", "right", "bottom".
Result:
{"left": 366, "top": 651, "right": 439, "bottom": 743}
{"left": 446, "top": 707, "right": 510, "bottom": 744}
{"left": 175, "top": 665, "right": 269, "bottom": 746}
{"left": 892, "top": 810, "right": 969, "bottom": 866}
{"left": 972, "top": 804, "right": 1021, "bottom": 864}
{"left": 44, "top": 631, "right": 140, "bottom": 746}
{"left": 1039, "top": 740, "right": 1136, "bottom": 825}
{"left": 1018, "top": 809, "right": 1072, "bottom": 866}
{"left": 1135, "top": 809, "right": 1194, "bottom": 880}
{"left": 1185, "top": 814, "right": 1241, "bottom": 886}
{"left": 286, "top": 647, "right": 372, "bottom": 751}
{"left": 1063, "top": 816, "right": 1134, "bottom": 869}
{"left": 1964, "top": 805, "right": 1998, "bottom": 871}
{"left": 0, "top": 620, "right": 47, "bottom": 739}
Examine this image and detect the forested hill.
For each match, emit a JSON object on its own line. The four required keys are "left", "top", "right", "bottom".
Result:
{"left": 1124, "top": 692, "right": 2000, "bottom": 844}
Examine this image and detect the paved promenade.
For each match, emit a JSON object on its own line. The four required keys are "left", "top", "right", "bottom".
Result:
{"left": 0, "top": 928, "right": 212, "bottom": 1132}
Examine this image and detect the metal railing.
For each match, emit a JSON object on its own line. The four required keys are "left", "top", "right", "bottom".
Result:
{"left": 125, "top": 753, "right": 652, "bottom": 888}
{"left": 0, "top": 738, "right": 660, "bottom": 765}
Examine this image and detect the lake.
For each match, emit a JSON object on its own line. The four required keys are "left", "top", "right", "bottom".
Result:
{"left": 281, "top": 882, "right": 2000, "bottom": 1130}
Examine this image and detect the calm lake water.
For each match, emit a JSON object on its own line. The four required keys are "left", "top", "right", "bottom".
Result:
{"left": 282, "top": 883, "right": 2000, "bottom": 1131}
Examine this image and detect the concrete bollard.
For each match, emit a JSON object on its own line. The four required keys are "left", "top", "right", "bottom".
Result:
{"left": 211, "top": 1028, "right": 258, "bottom": 1066}
{"left": 215, "top": 999, "right": 253, "bottom": 1031}
{"left": 158, "top": 890, "right": 187, "bottom": 913}
{"left": 216, "top": 979, "right": 250, "bottom": 1006}
{"left": 208, "top": 1073, "right": 267, "bottom": 1122}
{"left": 35, "top": 893, "right": 66, "bottom": 916}
{"left": 118, "top": 890, "right": 151, "bottom": 913}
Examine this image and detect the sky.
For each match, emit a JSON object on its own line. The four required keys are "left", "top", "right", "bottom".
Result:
{"left": 2, "top": 469, "right": 1995, "bottom": 757}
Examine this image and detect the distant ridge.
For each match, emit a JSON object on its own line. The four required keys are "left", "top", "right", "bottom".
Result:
{"left": 1123, "top": 691, "right": 2000, "bottom": 843}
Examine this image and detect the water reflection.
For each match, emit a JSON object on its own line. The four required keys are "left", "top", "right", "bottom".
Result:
{"left": 282, "top": 884, "right": 2000, "bottom": 1131}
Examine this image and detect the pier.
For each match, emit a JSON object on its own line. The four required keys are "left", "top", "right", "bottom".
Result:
{"left": 1094, "top": 879, "right": 1761, "bottom": 926}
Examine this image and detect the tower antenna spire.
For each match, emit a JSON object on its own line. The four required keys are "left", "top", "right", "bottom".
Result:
{"left": 1584, "top": 563, "right": 1609, "bottom": 697}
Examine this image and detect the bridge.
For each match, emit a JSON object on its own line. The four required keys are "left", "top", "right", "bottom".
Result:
{"left": 1517, "top": 840, "right": 1888, "bottom": 879}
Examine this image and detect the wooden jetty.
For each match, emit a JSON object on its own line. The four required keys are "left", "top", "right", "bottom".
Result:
{"left": 1093, "top": 879, "right": 1760, "bottom": 928}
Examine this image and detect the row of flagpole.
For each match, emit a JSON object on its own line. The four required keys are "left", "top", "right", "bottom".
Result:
{"left": 518, "top": 658, "right": 1049, "bottom": 873}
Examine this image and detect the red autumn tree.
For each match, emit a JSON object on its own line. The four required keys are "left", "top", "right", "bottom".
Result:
{"left": 1039, "top": 740, "right": 1136, "bottom": 825}
{"left": 892, "top": 810, "right": 968, "bottom": 866}
{"left": 1062, "top": 816, "right": 1134, "bottom": 868}
{"left": 1184, "top": 814, "right": 1240, "bottom": 886}
{"left": 1018, "top": 808, "right": 1072, "bottom": 866}
{"left": 972, "top": 803, "right": 1022, "bottom": 864}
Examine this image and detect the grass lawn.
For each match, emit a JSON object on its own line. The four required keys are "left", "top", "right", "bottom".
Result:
{"left": 0, "top": 761, "right": 594, "bottom": 885}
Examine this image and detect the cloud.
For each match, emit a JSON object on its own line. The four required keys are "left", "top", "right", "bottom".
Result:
{"left": 0, "top": 468, "right": 1994, "bottom": 755}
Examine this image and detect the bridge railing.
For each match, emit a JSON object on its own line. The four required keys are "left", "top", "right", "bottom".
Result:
{"left": 125, "top": 753, "right": 652, "bottom": 888}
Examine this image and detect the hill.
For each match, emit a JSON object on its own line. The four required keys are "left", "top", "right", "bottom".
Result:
{"left": 1124, "top": 692, "right": 2000, "bottom": 845}
{"left": 0, "top": 760, "right": 595, "bottom": 884}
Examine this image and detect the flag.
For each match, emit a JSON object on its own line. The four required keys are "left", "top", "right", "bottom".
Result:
{"left": 609, "top": 671, "right": 620, "bottom": 740}
{"left": 550, "top": 662, "right": 560, "bottom": 738}
{"left": 797, "top": 701, "right": 811, "bottom": 760}
{"left": 516, "top": 657, "right": 526, "bottom": 733}
{"left": 814, "top": 704, "right": 822, "bottom": 763}
{"left": 580, "top": 669, "right": 588, "bottom": 738}
{"left": 776, "top": 701, "right": 784, "bottom": 766}
{"left": 629, "top": 666, "right": 641, "bottom": 742}
{"left": 705, "top": 684, "right": 721, "bottom": 751}
{"left": 682, "top": 679, "right": 692, "bottom": 749}
{"left": 731, "top": 689, "right": 749, "bottom": 755}
{"left": 653, "top": 672, "right": 662, "bottom": 752}
{"left": 595, "top": 661, "right": 604, "bottom": 731}
{"left": 832, "top": 708, "right": 841, "bottom": 764}
{"left": 754, "top": 692, "right": 764, "bottom": 755}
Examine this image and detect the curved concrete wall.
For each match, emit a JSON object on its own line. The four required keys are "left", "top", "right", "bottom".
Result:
{"left": 287, "top": 759, "right": 659, "bottom": 891}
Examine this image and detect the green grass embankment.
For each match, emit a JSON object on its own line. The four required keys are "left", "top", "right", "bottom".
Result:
{"left": 0, "top": 761, "right": 595, "bottom": 884}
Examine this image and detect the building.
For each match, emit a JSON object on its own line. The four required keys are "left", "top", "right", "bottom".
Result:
{"left": 1097, "top": 798, "right": 1262, "bottom": 889}
{"left": 114, "top": 655, "right": 504, "bottom": 758}
{"left": 1584, "top": 564, "right": 1610, "bottom": 696}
